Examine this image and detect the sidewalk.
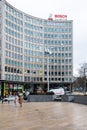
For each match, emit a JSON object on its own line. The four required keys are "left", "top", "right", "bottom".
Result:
{"left": 0, "top": 101, "right": 87, "bottom": 130}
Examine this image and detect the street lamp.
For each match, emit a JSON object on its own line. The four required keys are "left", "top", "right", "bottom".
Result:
{"left": 45, "top": 49, "right": 52, "bottom": 92}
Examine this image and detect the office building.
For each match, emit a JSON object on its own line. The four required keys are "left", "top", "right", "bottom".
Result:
{"left": 0, "top": 0, "right": 73, "bottom": 96}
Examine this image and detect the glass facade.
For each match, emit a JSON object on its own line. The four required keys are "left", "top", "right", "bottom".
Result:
{"left": 0, "top": 0, "right": 73, "bottom": 88}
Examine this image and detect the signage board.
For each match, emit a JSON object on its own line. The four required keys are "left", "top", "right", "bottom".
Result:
{"left": 54, "top": 14, "right": 67, "bottom": 19}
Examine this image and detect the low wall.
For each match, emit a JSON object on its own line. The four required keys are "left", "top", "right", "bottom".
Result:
{"left": 28, "top": 95, "right": 54, "bottom": 102}
{"left": 27, "top": 94, "right": 87, "bottom": 105}
{"left": 61, "top": 95, "right": 74, "bottom": 102}
{"left": 62, "top": 95, "right": 87, "bottom": 105}
{"left": 73, "top": 95, "right": 87, "bottom": 105}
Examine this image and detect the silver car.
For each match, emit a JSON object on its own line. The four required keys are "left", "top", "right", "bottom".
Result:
{"left": 2, "top": 95, "right": 15, "bottom": 103}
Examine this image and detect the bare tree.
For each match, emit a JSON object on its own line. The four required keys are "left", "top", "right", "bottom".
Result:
{"left": 78, "top": 63, "right": 87, "bottom": 94}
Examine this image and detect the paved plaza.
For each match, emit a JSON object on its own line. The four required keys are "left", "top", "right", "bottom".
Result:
{"left": 0, "top": 101, "right": 87, "bottom": 130}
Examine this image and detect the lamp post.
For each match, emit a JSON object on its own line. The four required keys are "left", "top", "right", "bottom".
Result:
{"left": 45, "top": 49, "right": 52, "bottom": 92}
{"left": 47, "top": 53, "right": 49, "bottom": 92}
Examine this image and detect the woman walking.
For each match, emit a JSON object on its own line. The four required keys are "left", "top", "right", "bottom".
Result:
{"left": 18, "top": 95, "right": 23, "bottom": 107}
{"left": 14, "top": 94, "right": 19, "bottom": 106}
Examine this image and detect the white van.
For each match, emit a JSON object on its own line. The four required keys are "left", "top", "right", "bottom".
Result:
{"left": 49, "top": 88, "right": 65, "bottom": 100}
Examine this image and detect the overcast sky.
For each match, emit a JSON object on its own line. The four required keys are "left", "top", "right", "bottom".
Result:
{"left": 6, "top": 0, "right": 87, "bottom": 76}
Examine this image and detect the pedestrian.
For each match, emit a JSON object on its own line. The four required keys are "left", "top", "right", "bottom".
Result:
{"left": 18, "top": 95, "right": 23, "bottom": 107}
{"left": 1, "top": 96, "right": 3, "bottom": 104}
{"left": 1, "top": 95, "right": 5, "bottom": 104}
{"left": 14, "top": 94, "right": 19, "bottom": 106}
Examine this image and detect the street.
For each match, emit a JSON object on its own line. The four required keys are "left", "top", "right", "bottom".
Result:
{"left": 0, "top": 101, "right": 87, "bottom": 130}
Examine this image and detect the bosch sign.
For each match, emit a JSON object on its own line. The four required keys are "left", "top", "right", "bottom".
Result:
{"left": 54, "top": 14, "right": 67, "bottom": 19}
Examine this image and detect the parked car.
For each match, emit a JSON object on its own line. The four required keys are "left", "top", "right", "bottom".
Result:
{"left": 49, "top": 88, "right": 65, "bottom": 101}
{"left": 65, "top": 91, "right": 71, "bottom": 95}
{"left": 2, "top": 95, "right": 15, "bottom": 103}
